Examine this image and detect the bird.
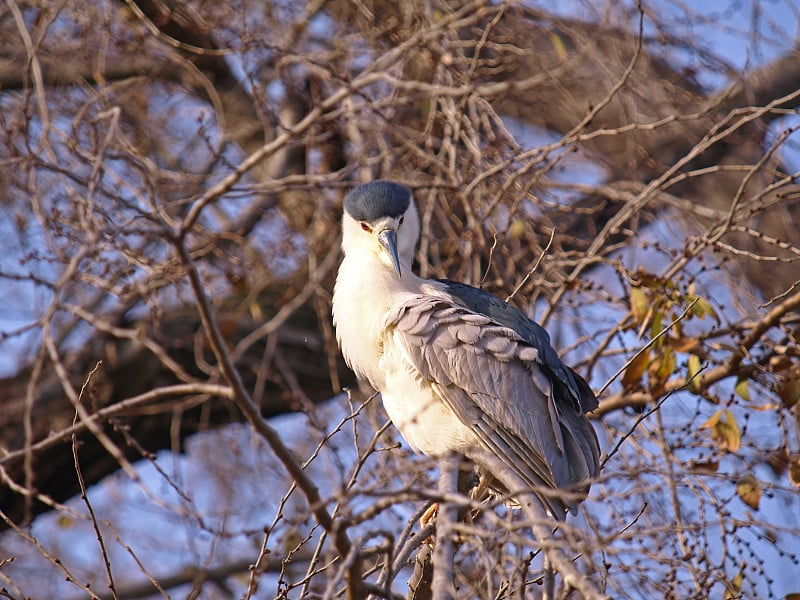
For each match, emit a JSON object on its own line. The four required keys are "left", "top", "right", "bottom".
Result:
{"left": 332, "top": 180, "right": 600, "bottom": 519}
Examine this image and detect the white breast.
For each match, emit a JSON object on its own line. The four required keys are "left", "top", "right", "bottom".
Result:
{"left": 334, "top": 250, "right": 477, "bottom": 456}
{"left": 380, "top": 337, "right": 477, "bottom": 456}
{"left": 332, "top": 249, "right": 403, "bottom": 390}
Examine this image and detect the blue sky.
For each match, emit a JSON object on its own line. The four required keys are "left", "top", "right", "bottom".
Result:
{"left": 2, "top": 1, "right": 800, "bottom": 598}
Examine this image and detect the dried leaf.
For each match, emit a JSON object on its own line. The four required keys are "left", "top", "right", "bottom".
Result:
{"left": 769, "top": 355, "right": 793, "bottom": 372}
{"left": 687, "top": 354, "right": 703, "bottom": 394}
{"left": 622, "top": 349, "right": 650, "bottom": 390}
{"left": 630, "top": 286, "right": 649, "bottom": 324}
{"left": 688, "top": 294, "right": 719, "bottom": 323}
{"left": 649, "top": 376, "right": 666, "bottom": 400}
{"left": 701, "top": 410, "right": 722, "bottom": 429}
{"left": 765, "top": 448, "right": 790, "bottom": 477}
{"left": 724, "top": 569, "right": 745, "bottom": 600}
{"left": 648, "top": 308, "right": 664, "bottom": 339}
{"left": 784, "top": 593, "right": 800, "bottom": 600}
{"left": 653, "top": 347, "right": 677, "bottom": 380}
{"left": 736, "top": 474, "right": 761, "bottom": 510}
{"left": 701, "top": 409, "right": 741, "bottom": 452}
{"left": 689, "top": 460, "right": 719, "bottom": 475}
{"left": 790, "top": 457, "right": 800, "bottom": 489}
{"left": 776, "top": 373, "right": 800, "bottom": 409}
{"left": 735, "top": 377, "right": 750, "bottom": 401}
{"left": 670, "top": 336, "right": 701, "bottom": 353}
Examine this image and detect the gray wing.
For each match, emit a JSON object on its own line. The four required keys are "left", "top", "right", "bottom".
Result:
{"left": 437, "top": 280, "right": 598, "bottom": 415}
{"left": 386, "top": 294, "right": 600, "bottom": 517}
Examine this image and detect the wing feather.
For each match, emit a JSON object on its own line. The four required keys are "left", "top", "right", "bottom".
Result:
{"left": 386, "top": 294, "right": 599, "bottom": 516}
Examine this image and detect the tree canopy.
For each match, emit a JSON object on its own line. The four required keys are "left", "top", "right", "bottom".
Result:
{"left": 1, "top": 1, "right": 799, "bottom": 599}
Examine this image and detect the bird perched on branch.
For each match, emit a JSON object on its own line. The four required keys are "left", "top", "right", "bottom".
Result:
{"left": 332, "top": 180, "right": 600, "bottom": 518}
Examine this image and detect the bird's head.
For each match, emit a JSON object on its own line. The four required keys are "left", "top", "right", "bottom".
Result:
{"left": 341, "top": 180, "right": 420, "bottom": 277}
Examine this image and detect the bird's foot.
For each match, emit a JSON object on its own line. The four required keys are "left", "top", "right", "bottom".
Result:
{"left": 420, "top": 502, "right": 439, "bottom": 545}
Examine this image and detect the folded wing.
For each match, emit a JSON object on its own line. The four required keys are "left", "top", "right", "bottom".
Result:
{"left": 385, "top": 294, "right": 600, "bottom": 517}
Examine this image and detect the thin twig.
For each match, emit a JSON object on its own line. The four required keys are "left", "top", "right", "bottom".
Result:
{"left": 477, "top": 453, "right": 609, "bottom": 600}
{"left": 72, "top": 362, "right": 118, "bottom": 600}
{"left": 172, "top": 236, "right": 364, "bottom": 599}
{"left": 506, "top": 227, "right": 555, "bottom": 304}
{"left": 596, "top": 298, "right": 698, "bottom": 398}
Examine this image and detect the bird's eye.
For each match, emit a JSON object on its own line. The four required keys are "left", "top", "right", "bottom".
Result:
{"left": 360, "top": 222, "right": 372, "bottom": 232}
{"left": 399, "top": 216, "right": 405, "bottom": 225}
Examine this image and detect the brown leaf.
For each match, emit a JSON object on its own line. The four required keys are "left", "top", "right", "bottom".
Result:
{"left": 765, "top": 448, "right": 790, "bottom": 477}
{"left": 769, "top": 355, "right": 793, "bottom": 372}
{"left": 670, "top": 336, "right": 701, "bottom": 354}
{"left": 776, "top": 372, "right": 800, "bottom": 409}
{"left": 790, "top": 457, "right": 800, "bottom": 489}
{"left": 622, "top": 349, "right": 650, "bottom": 390}
{"left": 689, "top": 460, "right": 719, "bottom": 475}
{"left": 736, "top": 474, "right": 761, "bottom": 510}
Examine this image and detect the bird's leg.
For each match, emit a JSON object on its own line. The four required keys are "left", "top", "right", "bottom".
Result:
{"left": 431, "top": 454, "right": 460, "bottom": 598}
{"left": 421, "top": 456, "right": 476, "bottom": 539}
{"left": 469, "top": 468, "right": 491, "bottom": 522}
{"left": 420, "top": 501, "right": 439, "bottom": 530}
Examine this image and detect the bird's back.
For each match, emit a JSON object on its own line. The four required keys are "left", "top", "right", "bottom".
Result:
{"left": 439, "top": 280, "right": 599, "bottom": 415}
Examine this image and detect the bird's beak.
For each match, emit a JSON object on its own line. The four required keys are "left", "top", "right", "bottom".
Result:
{"left": 378, "top": 229, "right": 402, "bottom": 277}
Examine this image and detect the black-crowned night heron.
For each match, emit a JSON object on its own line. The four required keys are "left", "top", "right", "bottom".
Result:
{"left": 332, "top": 180, "right": 600, "bottom": 519}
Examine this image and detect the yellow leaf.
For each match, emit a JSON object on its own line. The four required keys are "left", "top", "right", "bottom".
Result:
{"left": 701, "top": 409, "right": 722, "bottom": 429}
{"left": 248, "top": 298, "right": 264, "bottom": 321}
{"left": 736, "top": 474, "right": 761, "bottom": 510}
{"left": 724, "top": 569, "right": 745, "bottom": 599}
{"left": 701, "top": 409, "right": 740, "bottom": 452}
{"left": 688, "top": 294, "right": 719, "bottom": 322}
{"left": 508, "top": 219, "right": 526, "bottom": 239}
{"left": 549, "top": 32, "right": 568, "bottom": 61}
{"left": 687, "top": 354, "right": 703, "bottom": 393}
{"left": 735, "top": 378, "right": 750, "bottom": 401}
{"left": 653, "top": 347, "right": 676, "bottom": 380}
{"left": 57, "top": 515, "right": 73, "bottom": 529}
{"left": 721, "top": 409, "right": 741, "bottom": 452}
{"left": 630, "top": 286, "right": 649, "bottom": 324}
{"left": 647, "top": 308, "right": 664, "bottom": 340}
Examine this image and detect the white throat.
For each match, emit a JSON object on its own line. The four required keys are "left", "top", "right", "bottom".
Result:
{"left": 333, "top": 248, "right": 417, "bottom": 390}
